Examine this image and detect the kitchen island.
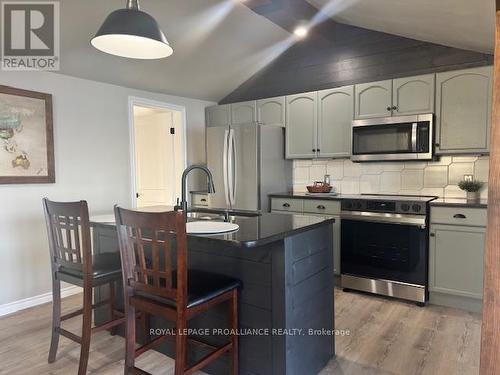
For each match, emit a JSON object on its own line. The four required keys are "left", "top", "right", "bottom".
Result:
{"left": 91, "top": 209, "right": 335, "bottom": 375}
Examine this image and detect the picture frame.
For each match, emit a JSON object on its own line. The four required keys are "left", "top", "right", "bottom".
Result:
{"left": 0, "top": 85, "right": 54, "bottom": 184}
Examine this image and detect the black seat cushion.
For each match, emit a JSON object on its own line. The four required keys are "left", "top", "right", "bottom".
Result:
{"left": 137, "top": 270, "right": 241, "bottom": 309}
{"left": 58, "top": 252, "right": 122, "bottom": 282}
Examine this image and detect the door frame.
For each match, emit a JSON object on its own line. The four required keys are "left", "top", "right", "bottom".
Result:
{"left": 128, "top": 96, "right": 188, "bottom": 208}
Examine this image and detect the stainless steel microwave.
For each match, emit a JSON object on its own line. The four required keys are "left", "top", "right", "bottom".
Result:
{"left": 351, "top": 114, "right": 433, "bottom": 162}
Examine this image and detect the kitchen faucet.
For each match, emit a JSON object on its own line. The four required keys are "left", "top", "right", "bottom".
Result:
{"left": 176, "top": 165, "right": 215, "bottom": 214}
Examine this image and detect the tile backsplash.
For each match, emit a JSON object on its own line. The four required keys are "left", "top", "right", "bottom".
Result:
{"left": 293, "top": 156, "right": 489, "bottom": 199}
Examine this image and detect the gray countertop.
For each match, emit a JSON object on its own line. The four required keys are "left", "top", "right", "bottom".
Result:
{"left": 269, "top": 192, "right": 437, "bottom": 202}
{"left": 270, "top": 192, "right": 488, "bottom": 208}
{"left": 90, "top": 206, "right": 335, "bottom": 248}
{"left": 430, "top": 198, "right": 488, "bottom": 209}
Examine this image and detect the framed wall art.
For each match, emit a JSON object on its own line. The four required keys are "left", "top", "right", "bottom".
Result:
{"left": 0, "top": 85, "right": 54, "bottom": 184}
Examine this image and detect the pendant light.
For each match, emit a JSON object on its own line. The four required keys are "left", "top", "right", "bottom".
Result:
{"left": 91, "top": 0, "right": 173, "bottom": 59}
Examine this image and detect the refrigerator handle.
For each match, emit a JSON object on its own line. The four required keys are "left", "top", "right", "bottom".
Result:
{"left": 229, "top": 129, "right": 237, "bottom": 206}
{"left": 228, "top": 129, "right": 235, "bottom": 206}
{"left": 223, "top": 129, "right": 230, "bottom": 206}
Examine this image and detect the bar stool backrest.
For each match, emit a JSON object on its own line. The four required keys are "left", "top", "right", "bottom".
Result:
{"left": 114, "top": 207, "right": 188, "bottom": 310}
{"left": 43, "top": 198, "right": 92, "bottom": 276}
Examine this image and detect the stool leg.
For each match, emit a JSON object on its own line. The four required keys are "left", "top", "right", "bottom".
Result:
{"left": 48, "top": 276, "right": 61, "bottom": 363}
{"left": 109, "top": 281, "right": 117, "bottom": 336}
{"left": 175, "top": 317, "right": 187, "bottom": 375}
{"left": 140, "top": 312, "right": 151, "bottom": 344}
{"left": 124, "top": 304, "right": 137, "bottom": 375}
{"left": 78, "top": 283, "right": 92, "bottom": 375}
{"left": 230, "top": 289, "right": 238, "bottom": 375}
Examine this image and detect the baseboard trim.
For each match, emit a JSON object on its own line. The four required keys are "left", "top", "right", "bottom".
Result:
{"left": 0, "top": 286, "right": 81, "bottom": 318}
{"left": 429, "top": 292, "right": 483, "bottom": 313}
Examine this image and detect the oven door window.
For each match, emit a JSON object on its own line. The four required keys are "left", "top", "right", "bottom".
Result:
{"left": 352, "top": 123, "right": 414, "bottom": 155}
{"left": 341, "top": 220, "right": 427, "bottom": 285}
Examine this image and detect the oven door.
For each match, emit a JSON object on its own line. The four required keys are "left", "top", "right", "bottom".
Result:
{"left": 341, "top": 219, "right": 427, "bottom": 286}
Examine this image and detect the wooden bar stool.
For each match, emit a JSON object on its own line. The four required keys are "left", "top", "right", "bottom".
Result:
{"left": 114, "top": 206, "right": 240, "bottom": 375}
{"left": 43, "top": 198, "right": 126, "bottom": 375}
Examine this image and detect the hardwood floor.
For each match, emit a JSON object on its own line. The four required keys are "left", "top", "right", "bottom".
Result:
{"left": 321, "top": 289, "right": 481, "bottom": 375}
{"left": 0, "top": 288, "right": 481, "bottom": 375}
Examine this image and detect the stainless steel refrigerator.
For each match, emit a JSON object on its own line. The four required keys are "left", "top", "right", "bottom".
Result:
{"left": 207, "top": 122, "right": 292, "bottom": 212}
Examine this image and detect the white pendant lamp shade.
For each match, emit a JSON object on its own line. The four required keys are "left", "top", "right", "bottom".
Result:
{"left": 91, "top": 1, "right": 173, "bottom": 59}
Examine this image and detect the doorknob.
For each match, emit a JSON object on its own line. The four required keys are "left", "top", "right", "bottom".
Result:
{"left": 136, "top": 193, "right": 141, "bottom": 198}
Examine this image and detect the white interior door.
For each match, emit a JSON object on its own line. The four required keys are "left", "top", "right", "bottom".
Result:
{"left": 133, "top": 106, "right": 184, "bottom": 208}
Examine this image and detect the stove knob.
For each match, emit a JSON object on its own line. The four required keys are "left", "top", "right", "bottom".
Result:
{"left": 354, "top": 202, "right": 363, "bottom": 209}
{"left": 412, "top": 204, "right": 422, "bottom": 213}
{"left": 401, "top": 203, "right": 410, "bottom": 212}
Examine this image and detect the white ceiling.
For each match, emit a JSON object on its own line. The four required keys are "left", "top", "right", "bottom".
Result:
{"left": 306, "top": 0, "right": 495, "bottom": 53}
{"left": 57, "top": 0, "right": 289, "bottom": 102}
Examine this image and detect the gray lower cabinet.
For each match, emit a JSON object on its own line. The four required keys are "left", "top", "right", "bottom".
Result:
{"left": 270, "top": 197, "right": 341, "bottom": 275}
{"left": 392, "top": 74, "right": 435, "bottom": 115}
{"left": 206, "top": 104, "right": 230, "bottom": 127}
{"left": 429, "top": 206, "right": 486, "bottom": 312}
{"left": 354, "top": 79, "right": 392, "bottom": 119}
{"left": 257, "top": 96, "right": 285, "bottom": 127}
{"left": 435, "top": 66, "right": 492, "bottom": 154}
{"left": 429, "top": 224, "right": 485, "bottom": 299}
{"left": 286, "top": 92, "right": 317, "bottom": 159}
{"left": 317, "top": 85, "right": 354, "bottom": 158}
{"left": 191, "top": 192, "right": 209, "bottom": 207}
{"left": 231, "top": 100, "right": 257, "bottom": 125}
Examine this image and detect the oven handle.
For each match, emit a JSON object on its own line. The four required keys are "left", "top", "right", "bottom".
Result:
{"left": 341, "top": 211, "right": 426, "bottom": 228}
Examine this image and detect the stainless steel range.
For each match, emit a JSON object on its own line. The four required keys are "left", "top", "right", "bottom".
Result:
{"left": 340, "top": 195, "right": 436, "bottom": 305}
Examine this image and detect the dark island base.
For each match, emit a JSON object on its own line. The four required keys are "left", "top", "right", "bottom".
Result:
{"left": 93, "top": 222, "right": 335, "bottom": 375}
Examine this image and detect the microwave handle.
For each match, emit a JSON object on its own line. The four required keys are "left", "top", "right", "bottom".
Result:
{"left": 411, "top": 122, "right": 418, "bottom": 152}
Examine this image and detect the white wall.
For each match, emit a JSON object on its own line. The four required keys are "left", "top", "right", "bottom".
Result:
{"left": 0, "top": 71, "right": 214, "bottom": 307}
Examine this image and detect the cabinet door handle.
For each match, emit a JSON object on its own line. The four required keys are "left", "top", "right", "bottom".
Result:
{"left": 200, "top": 198, "right": 207, "bottom": 202}
{"left": 283, "top": 203, "right": 291, "bottom": 208}
{"left": 317, "top": 205, "right": 326, "bottom": 210}
{"left": 392, "top": 106, "right": 398, "bottom": 111}
{"left": 386, "top": 106, "right": 392, "bottom": 111}
{"left": 312, "top": 149, "right": 317, "bottom": 152}
{"left": 453, "top": 214, "right": 466, "bottom": 219}
{"left": 430, "top": 232, "right": 435, "bottom": 237}
{"left": 435, "top": 143, "right": 440, "bottom": 147}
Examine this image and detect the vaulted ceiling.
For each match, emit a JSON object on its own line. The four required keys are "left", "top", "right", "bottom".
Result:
{"left": 52, "top": 0, "right": 494, "bottom": 103}
{"left": 56, "top": 0, "right": 289, "bottom": 102}
{"left": 306, "top": 0, "right": 495, "bottom": 53}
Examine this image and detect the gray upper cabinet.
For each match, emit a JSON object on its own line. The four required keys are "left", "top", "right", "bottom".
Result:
{"left": 286, "top": 92, "right": 317, "bottom": 159}
{"left": 435, "top": 66, "right": 492, "bottom": 155}
{"left": 392, "top": 74, "right": 435, "bottom": 115}
{"left": 354, "top": 79, "right": 392, "bottom": 119}
{"left": 257, "top": 96, "right": 285, "bottom": 127}
{"left": 231, "top": 100, "right": 257, "bottom": 125}
{"left": 317, "top": 86, "right": 354, "bottom": 158}
{"left": 206, "top": 104, "right": 230, "bottom": 127}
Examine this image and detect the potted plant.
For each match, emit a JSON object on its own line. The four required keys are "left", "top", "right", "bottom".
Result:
{"left": 458, "top": 179, "right": 484, "bottom": 202}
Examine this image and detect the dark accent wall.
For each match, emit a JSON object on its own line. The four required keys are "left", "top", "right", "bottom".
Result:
{"left": 220, "top": 22, "right": 493, "bottom": 104}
